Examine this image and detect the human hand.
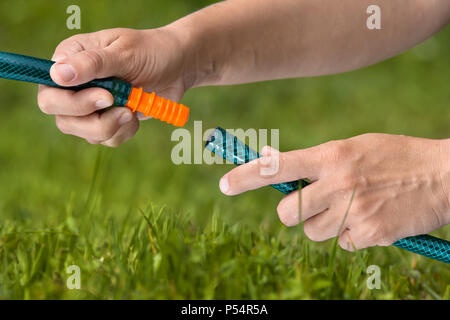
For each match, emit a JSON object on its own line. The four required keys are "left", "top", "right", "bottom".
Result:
{"left": 37, "top": 27, "right": 190, "bottom": 146}
{"left": 219, "top": 133, "right": 450, "bottom": 251}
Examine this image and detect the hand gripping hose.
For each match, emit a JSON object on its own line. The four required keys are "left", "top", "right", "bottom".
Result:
{"left": 0, "top": 51, "right": 189, "bottom": 127}
{"left": 205, "top": 127, "right": 450, "bottom": 264}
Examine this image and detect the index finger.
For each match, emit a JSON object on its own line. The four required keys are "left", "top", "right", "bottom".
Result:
{"left": 38, "top": 85, "right": 113, "bottom": 116}
{"left": 219, "top": 145, "right": 323, "bottom": 196}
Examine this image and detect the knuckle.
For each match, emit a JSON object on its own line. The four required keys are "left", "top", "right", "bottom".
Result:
{"left": 55, "top": 36, "right": 77, "bottom": 51}
{"left": 96, "top": 28, "right": 133, "bottom": 48}
{"left": 338, "top": 235, "right": 352, "bottom": 251}
{"left": 106, "top": 27, "right": 130, "bottom": 35}
{"left": 70, "top": 99, "right": 92, "bottom": 116}
{"left": 322, "top": 140, "right": 350, "bottom": 164}
{"left": 63, "top": 34, "right": 84, "bottom": 45}
{"left": 82, "top": 50, "right": 104, "bottom": 74}
{"left": 351, "top": 199, "right": 367, "bottom": 216}
{"left": 341, "top": 169, "right": 368, "bottom": 190}
{"left": 363, "top": 221, "right": 387, "bottom": 245}
{"left": 353, "top": 195, "right": 374, "bottom": 215}
{"left": 338, "top": 173, "right": 359, "bottom": 193}
{"left": 94, "top": 119, "right": 117, "bottom": 141}
{"left": 54, "top": 35, "right": 85, "bottom": 55}
{"left": 113, "top": 28, "right": 135, "bottom": 41}
{"left": 338, "top": 172, "right": 368, "bottom": 195}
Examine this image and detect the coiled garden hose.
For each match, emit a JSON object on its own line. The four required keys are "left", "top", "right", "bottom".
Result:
{"left": 0, "top": 51, "right": 189, "bottom": 127}
{"left": 205, "top": 127, "right": 450, "bottom": 264}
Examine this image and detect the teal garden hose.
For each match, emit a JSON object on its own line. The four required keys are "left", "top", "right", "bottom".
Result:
{"left": 0, "top": 51, "right": 189, "bottom": 126}
{"left": 1, "top": 51, "right": 448, "bottom": 263}
{"left": 205, "top": 127, "right": 450, "bottom": 264}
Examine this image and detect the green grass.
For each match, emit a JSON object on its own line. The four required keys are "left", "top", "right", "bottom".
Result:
{"left": 0, "top": 0, "right": 449, "bottom": 299}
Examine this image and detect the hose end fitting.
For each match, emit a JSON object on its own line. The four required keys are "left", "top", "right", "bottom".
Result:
{"left": 125, "top": 87, "right": 189, "bottom": 127}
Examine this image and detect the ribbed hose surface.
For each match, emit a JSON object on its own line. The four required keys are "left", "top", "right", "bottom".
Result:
{"left": 0, "top": 51, "right": 131, "bottom": 106}
{"left": 205, "top": 127, "right": 450, "bottom": 263}
{"left": 393, "top": 235, "right": 449, "bottom": 264}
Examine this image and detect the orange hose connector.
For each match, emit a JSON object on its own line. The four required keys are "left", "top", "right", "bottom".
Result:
{"left": 125, "top": 87, "right": 189, "bottom": 127}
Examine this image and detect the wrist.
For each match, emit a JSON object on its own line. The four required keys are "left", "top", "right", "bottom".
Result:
{"left": 165, "top": 13, "right": 227, "bottom": 89}
{"left": 439, "top": 138, "right": 450, "bottom": 223}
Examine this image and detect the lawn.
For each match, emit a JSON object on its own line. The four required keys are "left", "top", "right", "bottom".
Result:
{"left": 0, "top": 0, "right": 449, "bottom": 299}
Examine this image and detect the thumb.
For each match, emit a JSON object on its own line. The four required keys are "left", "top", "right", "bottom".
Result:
{"left": 50, "top": 48, "right": 121, "bottom": 86}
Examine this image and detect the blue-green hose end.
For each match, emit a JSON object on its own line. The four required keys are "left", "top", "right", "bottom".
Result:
{"left": 205, "top": 127, "right": 308, "bottom": 194}
{"left": 0, "top": 51, "right": 58, "bottom": 87}
{"left": 0, "top": 51, "right": 131, "bottom": 107}
{"left": 394, "top": 235, "right": 450, "bottom": 264}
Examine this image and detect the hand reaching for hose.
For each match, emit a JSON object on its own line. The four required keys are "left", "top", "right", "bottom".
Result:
{"left": 218, "top": 134, "right": 450, "bottom": 251}
{"left": 37, "top": 27, "right": 190, "bottom": 147}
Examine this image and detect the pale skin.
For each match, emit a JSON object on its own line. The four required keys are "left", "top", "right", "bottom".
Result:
{"left": 37, "top": 0, "right": 450, "bottom": 250}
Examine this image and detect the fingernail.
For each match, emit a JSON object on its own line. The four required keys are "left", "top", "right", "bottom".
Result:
{"left": 118, "top": 111, "right": 133, "bottom": 125}
{"left": 219, "top": 175, "right": 230, "bottom": 194}
{"left": 54, "top": 63, "right": 76, "bottom": 82}
{"left": 95, "top": 99, "right": 113, "bottom": 109}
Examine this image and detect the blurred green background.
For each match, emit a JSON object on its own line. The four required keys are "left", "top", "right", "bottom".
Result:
{"left": 0, "top": 0, "right": 448, "bottom": 299}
